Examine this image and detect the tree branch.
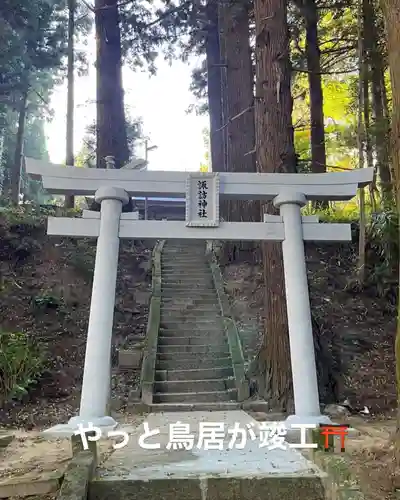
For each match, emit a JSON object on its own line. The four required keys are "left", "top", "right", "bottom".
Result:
{"left": 215, "top": 105, "right": 254, "bottom": 133}
{"left": 293, "top": 67, "right": 358, "bottom": 75}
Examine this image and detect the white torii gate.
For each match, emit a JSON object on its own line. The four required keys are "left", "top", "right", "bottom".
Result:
{"left": 25, "top": 158, "right": 373, "bottom": 434}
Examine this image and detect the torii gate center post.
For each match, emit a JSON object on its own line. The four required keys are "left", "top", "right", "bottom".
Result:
{"left": 25, "top": 158, "right": 373, "bottom": 433}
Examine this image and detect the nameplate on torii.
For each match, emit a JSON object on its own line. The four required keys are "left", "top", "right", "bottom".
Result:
{"left": 185, "top": 172, "right": 220, "bottom": 228}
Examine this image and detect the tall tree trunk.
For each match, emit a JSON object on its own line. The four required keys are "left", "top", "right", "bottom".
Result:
{"left": 379, "top": 0, "right": 400, "bottom": 473}
{"left": 218, "top": 1, "right": 228, "bottom": 176}
{"left": 362, "top": 0, "right": 377, "bottom": 210}
{"left": 357, "top": 0, "right": 367, "bottom": 285}
{"left": 11, "top": 90, "right": 28, "bottom": 205}
{"left": 205, "top": 0, "right": 224, "bottom": 174}
{"left": 253, "top": 0, "right": 296, "bottom": 410}
{"left": 305, "top": 0, "right": 326, "bottom": 176}
{"left": 95, "top": 0, "right": 129, "bottom": 169}
{"left": 369, "top": 0, "right": 392, "bottom": 205}
{"left": 65, "top": 0, "right": 75, "bottom": 208}
{"left": 220, "top": 0, "right": 257, "bottom": 228}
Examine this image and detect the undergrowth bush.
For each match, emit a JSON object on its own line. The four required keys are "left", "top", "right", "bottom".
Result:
{"left": 307, "top": 202, "right": 398, "bottom": 301}
{"left": 0, "top": 203, "right": 81, "bottom": 229}
{"left": 366, "top": 209, "right": 399, "bottom": 300}
{"left": 0, "top": 330, "right": 45, "bottom": 406}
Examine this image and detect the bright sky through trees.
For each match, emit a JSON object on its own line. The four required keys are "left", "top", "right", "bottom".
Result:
{"left": 45, "top": 36, "right": 209, "bottom": 172}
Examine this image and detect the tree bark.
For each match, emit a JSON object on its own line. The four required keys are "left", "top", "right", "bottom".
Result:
{"left": 10, "top": 90, "right": 28, "bottom": 205}
{"left": 357, "top": 0, "right": 367, "bottom": 285}
{"left": 253, "top": 0, "right": 296, "bottom": 410}
{"left": 379, "top": 0, "right": 400, "bottom": 473}
{"left": 368, "top": 0, "right": 392, "bottom": 204}
{"left": 205, "top": 0, "right": 224, "bottom": 174}
{"left": 220, "top": 0, "right": 257, "bottom": 230}
{"left": 65, "top": 0, "right": 75, "bottom": 208}
{"left": 95, "top": 0, "right": 129, "bottom": 169}
{"left": 305, "top": 0, "right": 326, "bottom": 177}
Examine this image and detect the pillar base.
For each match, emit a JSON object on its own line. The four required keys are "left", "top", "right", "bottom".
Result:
{"left": 285, "top": 414, "right": 332, "bottom": 427}
{"left": 41, "top": 416, "right": 117, "bottom": 439}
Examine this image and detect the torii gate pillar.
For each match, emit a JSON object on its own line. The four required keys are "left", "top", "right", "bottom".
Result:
{"left": 69, "top": 186, "right": 129, "bottom": 429}
{"left": 274, "top": 191, "right": 330, "bottom": 425}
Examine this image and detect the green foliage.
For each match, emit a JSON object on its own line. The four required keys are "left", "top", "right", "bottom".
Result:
{"left": 75, "top": 113, "right": 144, "bottom": 168}
{"left": 0, "top": 330, "right": 44, "bottom": 405}
{"left": 33, "top": 293, "right": 61, "bottom": 310}
{"left": 0, "top": 204, "right": 80, "bottom": 228}
{"left": 312, "top": 203, "right": 361, "bottom": 223}
{"left": 367, "top": 209, "right": 399, "bottom": 271}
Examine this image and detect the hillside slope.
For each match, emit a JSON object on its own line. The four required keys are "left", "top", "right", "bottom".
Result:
{"left": 0, "top": 209, "right": 152, "bottom": 428}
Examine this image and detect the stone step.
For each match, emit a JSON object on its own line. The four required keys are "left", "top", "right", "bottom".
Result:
{"left": 152, "top": 389, "right": 237, "bottom": 404}
{"left": 154, "top": 378, "right": 235, "bottom": 394}
{"left": 162, "top": 268, "right": 210, "bottom": 272}
{"left": 161, "top": 270, "right": 210, "bottom": 274}
{"left": 158, "top": 336, "right": 227, "bottom": 346}
{"left": 161, "top": 304, "right": 219, "bottom": 310}
{"left": 160, "top": 314, "right": 221, "bottom": 319}
{"left": 161, "top": 305, "right": 219, "bottom": 311}
{"left": 161, "top": 281, "right": 213, "bottom": 287}
{"left": 163, "top": 248, "right": 205, "bottom": 252}
{"left": 161, "top": 282, "right": 215, "bottom": 286}
{"left": 160, "top": 320, "right": 223, "bottom": 326}
{"left": 161, "top": 272, "right": 212, "bottom": 278}
{"left": 161, "top": 265, "right": 209, "bottom": 270}
{"left": 162, "top": 275, "right": 210, "bottom": 279}
{"left": 161, "top": 292, "right": 217, "bottom": 299}
{"left": 161, "top": 289, "right": 214, "bottom": 295}
{"left": 161, "top": 299, "right": 218, "bottom": 305}
{"left": 157, "top": 344, "right": 230, "bottom": 356}
{"left": 160, "top": 318, "right": 223, "bottom": 324}
{"left": 157, "top": 348, "right": 229, "bottom": 360}
{"left": 162, "top": 286, "right": 214, "bottom": 291}
{"left": 160, "top": 317, "right": 223, "bottom": 324}
{"left": 161, "top": 297, "right": 215, "bottom": 302}
{"left": 159, "top": 328, "right": 225, "bottom": 337}
{"left": 161, "top": 253, "right": 207, "bottom": 264}
{"left": 156, "top": 356, "right": 232, "bottom": 370}
{"left": 162, "top": 299, "right": 218, "bottom": 304}
{"left": 149, "top": 401, "right": 241, "bottom": 412}
{"left": 161, "top": 283, "right": 214, "bottom": 288}
{"left": 155, "top": 367, "right": 233, "bottom": 381}
{"left": 161, "top": 301, "right": 218, "bottom": 306}
{"left": 160, "top": 326, "right": 224, "bottom": 333}
{"left": 161, "top": 275, "right": 211, "bottom": 280}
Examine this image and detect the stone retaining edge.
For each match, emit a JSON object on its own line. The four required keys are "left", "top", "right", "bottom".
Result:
{"left": 140, "top": 239, "right": 165, "bottom": 405}
{"left": 57, "top": 452, "right": 95, "bottom": 500}
{"left": 305, "top": 450, "right": 365, "bottom": 500}
{"left": 300, "top": 429, "right": 365, "bottom": 500}
{"left": 205, "top": 241, "right": 249, "bottom": 402}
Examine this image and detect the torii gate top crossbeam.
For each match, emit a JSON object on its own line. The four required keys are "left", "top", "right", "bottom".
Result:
{"left": 25, "top": 158, "right": 373, "bottom": 201}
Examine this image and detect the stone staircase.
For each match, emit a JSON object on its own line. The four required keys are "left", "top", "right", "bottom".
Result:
{"left": 152, "top": 240, "right": 241, "bottom": 411}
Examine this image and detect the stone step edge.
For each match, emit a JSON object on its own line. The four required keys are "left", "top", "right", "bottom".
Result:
{"left": 153, "top": 389, "right": 237, "bottom": 397}
{"left": 149, "top": 402, "right": 241, "bottom": 412}
{"left": 157, "top": 347, "right": 229, "bottom": 352}
{"left": 158, "top": 338, "right": 228, "bottom": 344}
{"left": 155, "top": 368, "right": 233, "bottom": 375}
{"left": 155, "top": 378, "right": 233, "bottom": 384}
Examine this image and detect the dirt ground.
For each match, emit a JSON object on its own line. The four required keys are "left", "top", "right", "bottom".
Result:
{"left": 342, "top": 416, "right": 398, "bottom": 500}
